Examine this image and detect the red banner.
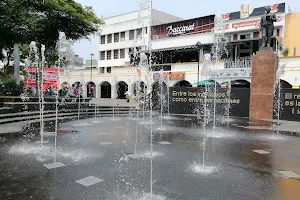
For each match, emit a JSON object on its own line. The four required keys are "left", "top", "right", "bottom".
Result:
{"left": 232, "top": 20, "right": 260, "bottom": 29}
{"left": 25, "top": 68, "right": 63, "bottom": 90}
{"left": 26, "top": 68, "right": 64, "bottom": 73}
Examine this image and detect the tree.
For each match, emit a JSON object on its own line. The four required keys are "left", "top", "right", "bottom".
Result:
{"left": 0, "top": 0, "right": 103, "bottom": 50}
{"left": 1, "top": 44, "right": 32, "bottom": 73}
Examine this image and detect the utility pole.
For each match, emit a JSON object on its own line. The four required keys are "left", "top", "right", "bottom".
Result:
{"left": 90, "top": 53, "right": 94, "bottom": 97}
{"left": 13, "top": 44, "right": 20, "bottom": 84}
{"left": 196, "top": 41, "right": 202, "bottom": 86}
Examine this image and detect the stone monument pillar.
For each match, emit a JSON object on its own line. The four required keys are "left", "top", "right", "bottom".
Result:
{"left": 249, "top": 48, "right": 278, "bottom": 122}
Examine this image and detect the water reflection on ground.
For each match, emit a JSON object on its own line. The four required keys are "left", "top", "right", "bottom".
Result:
{"left": 0, "top": 116, "right": 300, "bottom": 200}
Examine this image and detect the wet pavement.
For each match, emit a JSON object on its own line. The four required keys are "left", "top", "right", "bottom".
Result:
{"left": 0, "top": 116, "right": 300, "bottom": 200}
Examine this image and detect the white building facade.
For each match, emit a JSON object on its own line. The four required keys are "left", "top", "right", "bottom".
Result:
{"left": 60, "top": 3, "right": 300, "bottom": 99}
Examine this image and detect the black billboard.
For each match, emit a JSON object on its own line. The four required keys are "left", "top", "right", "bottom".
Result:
{"left": 169, "top": 87, "right": 250, "bottom": 118}
{"left": 169, "top": 87, "right": 300, "bottom": 122}
{"left": 280, "top": 89, "right": 300, "bottom": 121}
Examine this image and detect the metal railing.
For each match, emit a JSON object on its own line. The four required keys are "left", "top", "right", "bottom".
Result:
{"left": 224, "top": 56, "right": 252, "bottom": 69}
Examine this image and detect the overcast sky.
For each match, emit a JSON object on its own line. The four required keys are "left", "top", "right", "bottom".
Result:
{"left": 73, "top": 0, "right": 299, "bottom": 61}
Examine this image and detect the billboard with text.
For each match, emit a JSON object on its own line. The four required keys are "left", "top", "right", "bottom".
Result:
{"left": 169, "top": 87, "right": 300, "bottom": 122}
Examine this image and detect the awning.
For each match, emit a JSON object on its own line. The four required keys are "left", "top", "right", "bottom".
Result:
{"left": 192, "top": 80, "right": 218, "bottom": 86}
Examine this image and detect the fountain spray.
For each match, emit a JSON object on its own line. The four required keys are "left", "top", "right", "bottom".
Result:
{"left": 147, "top": 0, "right": 153, "bottom": 195}
{"left": 160, "top": 69, "right": 163, "bottom": 129}
{"left": 211, "top": 13, "right": 229, "bottom": 135}
{"left": 273, "top": 63, "right": 285, "bottom": 137}
{"left": 30, "top": 42, "right": 45, "bottom": 146}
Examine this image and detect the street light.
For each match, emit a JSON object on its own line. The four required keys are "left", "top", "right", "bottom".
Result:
{"left": 196, "top": 41, "right": 202, "bottom": 86}
{"left": 90, "top": 53, "right": 94, "bottom": 97}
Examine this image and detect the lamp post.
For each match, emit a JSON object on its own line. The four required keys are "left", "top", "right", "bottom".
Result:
{"left": 90, "top": 53, "right": 94, "bottom": 97}
{"left": 196, "top": 41, "right": 202, "bottom": 86}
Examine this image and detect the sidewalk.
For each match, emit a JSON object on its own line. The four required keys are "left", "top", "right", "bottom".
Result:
{"left": 0, "top": 122, "right": 24, "bottom": 134}
{"left": 90, "top": 98, "right": 138, "bottom": 107}
{"left": 277, "top": 120, "right": 300, "bottom": 134}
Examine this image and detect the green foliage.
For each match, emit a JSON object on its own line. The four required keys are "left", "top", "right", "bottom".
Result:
{"left": 0, "top": 76, "right": 23, "bottom": 96}
{"left": 0, "top": 0, "right": 103, "bottom": 50}
{"left": 45, "top": 46, "right": 59, "bottom": 67}
{"left": 282, "top": 48, "right": 289, "bottom": 55}
{"left": 0, "top": 0, "right": 103, "bottom": 71}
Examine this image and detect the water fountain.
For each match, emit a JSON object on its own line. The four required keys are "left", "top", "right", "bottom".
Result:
{"left": 147, "top": 1, "right": 155, "bottom": 197}
{"left": 166, "top": 75, "right": 170, "bottom": 117}
{"left": 77, "top": 72, "right": 85, "bottom": 123}
{"left": 111, "top": 76, "right": 119, "bottom": 121}
{"left": 211, "top": 13, "right": 229, "bottom": 136}
{"left": 29, "top": 41, "right": 46, "bottom": 146}
{"left": 273, "top": 64, "right": 285, "bottom": 137}
{"left": 157, "top": 69, "right": 166, "bottom": 131}
{"left": 94, "top": 102, "right": 98, "bottom": 120}
{"left": 191, "top": 13, "right": 229, "bottom": 174}
{"left": 20, "top": 93, "right": 29, "bottom": 112}
{"left": 128, "top": 0, "right": 152, "bottom": 157}
{"left": 4, "top": 3, "right": 300, "bottom": 200}
{"left": 138, "top": 46, "right": 150, "bottom": 120}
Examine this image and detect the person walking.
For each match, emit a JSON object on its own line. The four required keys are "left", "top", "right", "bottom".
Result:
{"left": 74, "top": 86, "right": 79, "bottom": 98}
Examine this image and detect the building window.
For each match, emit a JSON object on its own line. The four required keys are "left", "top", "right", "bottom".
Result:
{"left": 120, "top": 32, "right": 125, "bottom": 41}
{"left": 101, "top": 35, "right": 105, "bottom": 44}
{"left": 129, "top": 30, "right": 135, "bottom": 40}
{"left": 240, "top": 34, "right": 251, "bottom": 40}
{"left": 145, "top": 27, "right": 147, "bottom": 34}
{"left": 253, "top": 32, "right": 259, "bottom": 38}
{"left": 107, "top": 67, "right": 111, "bottom": 73}
{"left": 114, "top": 33, "right": 119, "bottom": 42}
{"left": 120, "top": 49, "right": 125, "bottom": 58}
{"left": 100, "top": 67, "right": 105, "bottom": 74}
{"left": 233, "top": 34, "right": 238, "bottom": 41}
{"left": 136, "top": 28, "right": 142, "bottom": 38}
{"left": 114, "top": 49, "right": 119, "bottom": 59}
{"left": 107, "top": 50, "right": 111, "bottom": 60}
{"left": 107, "top": 34, "right": 112, "bottom": 43}
{"left": 100, "top": 51, "right": 105, "bottom": 60}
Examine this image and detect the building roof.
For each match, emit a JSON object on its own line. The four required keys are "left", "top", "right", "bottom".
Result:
{"left": 152, "top": 3, "right": 285, "bottom": 27}
{"left": 103, "top": 8, "right": 183, "bottom": 21}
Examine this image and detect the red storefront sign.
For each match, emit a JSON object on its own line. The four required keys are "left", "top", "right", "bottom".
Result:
{"left": 232, "top": 20, "right": 260, "bottom": 29}
{"left": 230, "top": 15, "right": 282, "bottom": 30}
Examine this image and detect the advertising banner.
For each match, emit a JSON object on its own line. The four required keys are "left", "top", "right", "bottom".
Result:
{"left": 169, "top": 87, "right": 300, "bottom": 122}
{"left": 281, "top": 89, "right": 300, "bottom": 121}
{"left": 169, "top": 87, "right": 250, "bottom": 117}
{"left": 153, "top": 72, "right": 185, "bottom": 81}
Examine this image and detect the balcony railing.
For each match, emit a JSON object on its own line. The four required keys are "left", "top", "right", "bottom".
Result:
{"left": 224, "top": 56, "right": 252, "bottom": 69}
